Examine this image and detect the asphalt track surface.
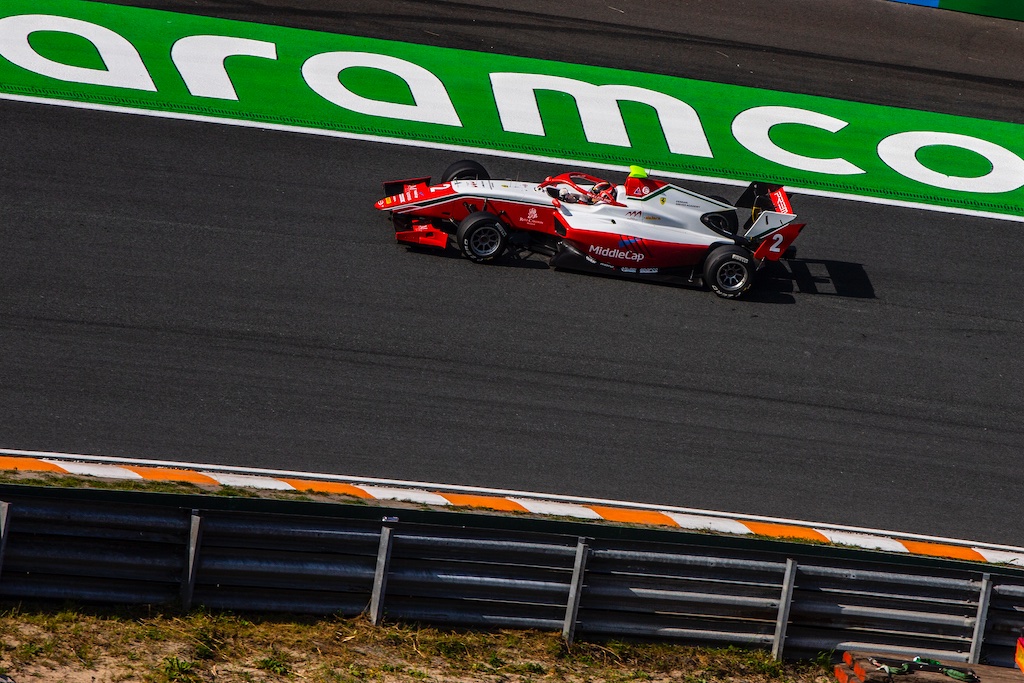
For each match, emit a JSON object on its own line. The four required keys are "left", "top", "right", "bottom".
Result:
{"left": 2, "top": 0, "right": 1024, "bottom": 545}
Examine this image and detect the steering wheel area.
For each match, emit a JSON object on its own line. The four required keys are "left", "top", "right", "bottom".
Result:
{"left": 591, "top": 181, "right": 616, "bottom": 203}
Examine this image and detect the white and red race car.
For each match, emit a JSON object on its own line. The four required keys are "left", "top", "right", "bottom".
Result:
{"left": 375, "top": 160, "right": 805, "bottom": 298}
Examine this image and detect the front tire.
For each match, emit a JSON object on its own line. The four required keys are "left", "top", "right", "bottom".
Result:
{"left": 703, "top": 246, "right": 754, "bottom": 298}
{"left": 456, "top": 212, "right": 508, "bottom": 263}
{"left": 441, "top": 159, "right": 490, "bottom": 182}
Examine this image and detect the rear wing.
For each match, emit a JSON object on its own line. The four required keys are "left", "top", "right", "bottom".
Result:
{"left": 735, "top": 182, "right": 793, "bottom": 229}
{"left": 735, "top": 182, "right": 803, "bottom": 261}
{"left": 746, "top": 214, "right": 805, "bottom": 261}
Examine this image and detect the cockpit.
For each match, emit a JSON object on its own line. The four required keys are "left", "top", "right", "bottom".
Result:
{"left": 537, "top": 172, "right": 623, "bottom": 206}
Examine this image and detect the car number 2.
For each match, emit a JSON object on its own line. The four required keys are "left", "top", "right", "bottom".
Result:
{"left": 769, "top": 232, "right": 785, "bottom": 253}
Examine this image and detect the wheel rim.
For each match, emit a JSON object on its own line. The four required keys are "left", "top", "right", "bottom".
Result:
{"left": 717, "top": 261, "right": 748, "bottom": 291}
{"left": 470, "top": 225, "right": 502, "bottom": 257}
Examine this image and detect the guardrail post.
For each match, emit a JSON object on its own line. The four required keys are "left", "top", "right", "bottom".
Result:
{"left": 562, "top": 537, "right": 590, "bottom": 644}
{"left": 370, "top": 525, "right": 395, "bottom": 625}
{"left": 772, "top": 558, "right": 797, "bottom": 660}
{"left": 968, "top": 573, "right": 992, "bottom": 664}
{"left": 180, "top": 510, "right": 203, "bottom": 610}
{"left": 0, "top": 501, "right": 9, "bottom": 584}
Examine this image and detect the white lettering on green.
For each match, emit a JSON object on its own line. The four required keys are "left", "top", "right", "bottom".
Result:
{"left": 302, "top": 52, "right": 461, "bottom": 126}
{"left": 490, "top": 72, "right": 713, "bottom": 157}
{"left": 171, "top": 35, "right": 276, "bottom": 100}
{"left": 0, "top": 14, "right": 155, "bottom": 91}
{"left": 877, "top": 131, "right": 1024, "bottom": 193}
{"left": 731, "top": 106, "right": 864, "bottom": 175}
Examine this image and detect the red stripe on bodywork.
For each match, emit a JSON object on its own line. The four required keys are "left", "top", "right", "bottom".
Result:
{"left": 753, "top": 223, "right": 804, "bottom": 261}
{"left": 624, "top": 176, "right": 667, "bottom": 198}
{"left": 376, "top": 183, "right": 456, "bottom": 210}
{"left": 769, "top": 187, "right": 793, "bottom": 214}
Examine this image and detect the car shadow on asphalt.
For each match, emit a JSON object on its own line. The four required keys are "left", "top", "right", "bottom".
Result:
{"left": 405, "top": 247, "right": 876, "bottom": 301}
{"left": 750, "top": 258, "right": 876, "bottom": 302}
{"left": 406, "top": 245, "right": 551, "bottom": 269}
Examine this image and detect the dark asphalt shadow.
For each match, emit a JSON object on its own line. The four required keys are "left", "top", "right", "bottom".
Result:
{"left": 407, "top": 246, "right": 875, "bottom": 300}
{"left": 405, "top": 244, "right": 460, "bottom": 259}
{"left": 755, "top": 258, "right": 876, "bottom": 300}
{"left": 405, "top": 245, "right": 551, "bottom": 268}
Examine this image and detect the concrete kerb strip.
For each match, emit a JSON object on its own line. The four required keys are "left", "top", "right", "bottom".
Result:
{"left": 2, "top": 448, "right": 1023, "bottom": 567}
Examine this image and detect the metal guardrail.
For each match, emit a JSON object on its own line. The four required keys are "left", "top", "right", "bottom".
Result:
{"left": 1, "top": 491, "right": 1023, "bottom": 667}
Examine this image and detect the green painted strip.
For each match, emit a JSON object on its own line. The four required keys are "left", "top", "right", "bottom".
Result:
{"left": 940, "top": 0, "right": 1024, "bottom": 21}
{"left": 891, "top": 0, "right": 1023, "bottom": 20}
{"left": 1, "top": 0, "right": 1022, "bottom": 219}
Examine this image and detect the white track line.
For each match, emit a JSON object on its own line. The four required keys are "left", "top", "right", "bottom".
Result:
{"left": 2, "top": 92, "right": 1021, "bottom": 224}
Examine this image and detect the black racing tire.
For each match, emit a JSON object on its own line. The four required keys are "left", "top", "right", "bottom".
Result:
{"left": 703, "top": 245, "right": 754, "bottom": 299}
{"left": 440, "top": 159, "right": 490, "bottom": 182}
{"left": 456, "top": 212, "right": 508, "bottom": 263}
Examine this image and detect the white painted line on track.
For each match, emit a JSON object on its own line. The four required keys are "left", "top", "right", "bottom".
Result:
{"left": 40, "top": 459, "right": 143, "bottom": 479}
{"left": 2, "top": 92, "right": 1021, "bottom": 225}
{"left": 975, "top": 549, "right": 1024, "bottom": 566}
{"left": 815, "top": 529, "right": 910, "bottom": 553}
{"left": 663, "top": 512, "right": 754, "bottom": 536}
{"left": 206, "top": 473, "right": 295, "bottom": 490}
{"left": 509, "top": 499, "right": 604, "bottom": 519}
{"left": 358, "top": 486, "right": 451, "bottom": 506}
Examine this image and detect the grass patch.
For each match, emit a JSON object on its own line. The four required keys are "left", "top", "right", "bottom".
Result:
{"left": 161, "top": 655, "right": 200, "bottom": 683}
{"left": 0, "top": 605, "right": 834, "bottom": 683}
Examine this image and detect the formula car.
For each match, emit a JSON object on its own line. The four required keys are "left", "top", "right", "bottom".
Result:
{"left": 375, "top": 160, "right": 805, "bottom": 298}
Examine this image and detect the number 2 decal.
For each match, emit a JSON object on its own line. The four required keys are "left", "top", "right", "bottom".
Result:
{"left": 769, "top": 232, "right": 785, "bottom": 253}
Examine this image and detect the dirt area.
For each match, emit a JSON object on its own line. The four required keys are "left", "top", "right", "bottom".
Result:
{"left": 0, "top": 607, "right": 835, "bottom": 683}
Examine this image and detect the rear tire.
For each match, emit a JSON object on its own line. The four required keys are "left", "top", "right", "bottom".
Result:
{"left": 703, "top": 246, "right": 754, "bottom": 298}
{"left": 441, "top": 159, "right": 490, "bottom": 182}
{"left": 457, "top": 212, "right": 508, "bottom": 263}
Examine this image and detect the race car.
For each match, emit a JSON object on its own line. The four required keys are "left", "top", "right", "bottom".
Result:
{"left": 375, "top": 160, "right": 805, "bottom": 298}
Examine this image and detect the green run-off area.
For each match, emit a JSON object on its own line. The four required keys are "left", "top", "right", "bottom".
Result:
{"left": 1, "top": 0, "right": 1023, "bottom": 219}
{"left": 892, "top": 0, "right": 1024, "bottom": 22}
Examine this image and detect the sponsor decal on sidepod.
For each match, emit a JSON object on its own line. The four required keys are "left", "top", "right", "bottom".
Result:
{"left": 522, "top": 207, "right": 544, "bottom": 226}
{"left": 589, "top": 245, "right": 645, "bottom": 261}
